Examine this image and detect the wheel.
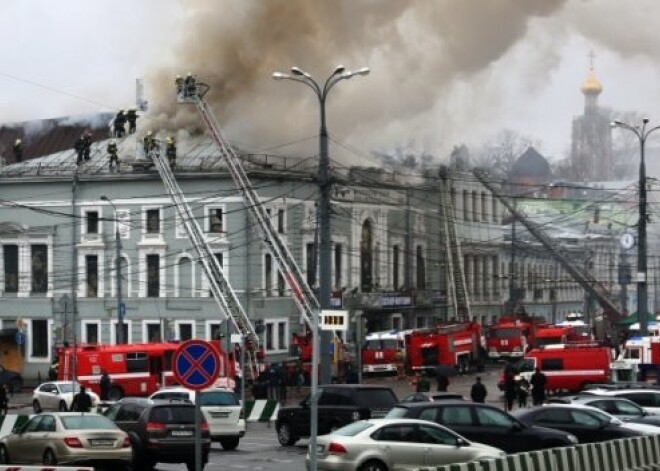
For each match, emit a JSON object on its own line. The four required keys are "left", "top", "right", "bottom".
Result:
{"left": 59, "top": 400, "right": 68, "bottom": 412}
{"left": 43, "top": 448, "right": 57, "bottom": 466}
{"left": 0, "top": 445, "right": 10, "bottom": 464}
{"left": 32, "top": 399, "right": 42, "bottom": 413}
{"left": 219, "top": 436, "right": 239, "bottom": 450}
{"left": 276, "top": 422, "right": 297, "bottom": 446}
{"left": 108, "top": 386, "right": 124, "bottom": 402}
{"left": 359, "top": 459, "right": 388, "bottom": 471}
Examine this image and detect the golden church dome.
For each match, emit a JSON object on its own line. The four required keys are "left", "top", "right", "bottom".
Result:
{"left": 581, "top": 68, "right": 602, "bottom": 95}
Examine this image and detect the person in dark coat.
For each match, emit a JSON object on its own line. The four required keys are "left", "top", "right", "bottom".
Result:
{"left": 503, "top": 372, "right": 516, "bottom": 411}
{"left": 72, "top": 386, "right": 92, "bottom": 412}
{"left": 517, "top": 376, "right": 530, "bottom": 408}
{"left": 266, "top": 365, "right": 279, "bottom": 401}
{"left": 82, "top": 131, "right": 92, "bottom": 161}
{"left": 113, "top": 110, "right": 126, "bottom": 138}
{"left": 416, "top": 372, "right": 430, "bottom": 392}
{"left": 74, "top": 135, "right": 86, "bottom": 165}
{"left": 470, "top": 376, "right": 487, "bottom": 403}
{"left": 530, "top": 367, "right": 547, "bottom": 406}
{"left": 12, "top": 139, "right": 23, "bottom": 163}
{"left": 436, "top": 374, "right": 449, "bottom": 392}
{"left": 126, "top": 109, "right": 139, "bottom": 134}
{"left": 99, "top": 371, "right": 111, "bottom": 401}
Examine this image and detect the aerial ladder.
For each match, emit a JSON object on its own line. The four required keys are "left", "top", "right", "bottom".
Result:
{"left": 438, "top": 167, "right": 471, "bottom": 321}
{"left": 473, "top": 168, "right": 624, "bottom": 326}
{"left": 172, "top": 75, "right": 321, "bottom": 341}
{"left": 147, "top": 138, "right": 262, "bottom": 378}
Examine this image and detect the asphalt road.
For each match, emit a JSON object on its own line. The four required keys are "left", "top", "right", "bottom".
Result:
{"left": 6, "top": 365, "right": 508, "bottom": 470}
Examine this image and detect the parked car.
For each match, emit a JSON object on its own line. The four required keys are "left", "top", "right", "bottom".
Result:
{"left": 385, "top": 400, "right": 578, "bottom": 453}
{"left": 0, "top": 365, "right": 22, "bottom": 394}
{"left": 103, "top": 397, "right": 210, "bottom": 470}
{"left": 548, "top": 395, "right": 660, "bottom": 427}
{"left": 307, "top": 418, "right": 505, "bottom": 471}
{"left": 0, "top": 412, "right": 131, "bottom": 469}
{"left": 579, "top": 388, "right": 660, "bottom": 414}
{"left": 400, "top": 392, "right": 465, "bottom": 403}
{"left": 276, "top": 384, "right": 399, "bottom": 446}
{"left": 32, "top": 381, "right": 100, "bottom": 413}
{"left": 149, "top": 386, "right": 245, "bottom": 450}
{"left": 512, "top": 404, "right": 660, "bottom": 443}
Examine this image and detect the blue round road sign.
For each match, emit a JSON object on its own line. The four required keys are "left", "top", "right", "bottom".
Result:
{"left": 172, "top": 340, "right": 221, "bottom": 391}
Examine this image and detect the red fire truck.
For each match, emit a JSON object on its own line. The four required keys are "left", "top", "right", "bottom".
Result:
{"left": 361, "top": 330, "right": 413, "bottom": 375}
{"left": 288, "top": 332, "right": 351, "bottom": 381}
{"left": 405, "top": 322, "right": 483, "bottom": 374}
{"left": 57, "top": 341, "right": 234, "bottom": 401}
{"left": 486, "top": 316, "right": 547, "bottom": 360}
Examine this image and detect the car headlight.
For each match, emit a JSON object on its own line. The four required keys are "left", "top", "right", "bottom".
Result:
{"left": 567, "top": 434, "right": 578, "bottom": 444}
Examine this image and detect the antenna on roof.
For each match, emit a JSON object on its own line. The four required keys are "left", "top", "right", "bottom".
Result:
{"left": 136, "top": 78, "right": 148, "bottom": 112}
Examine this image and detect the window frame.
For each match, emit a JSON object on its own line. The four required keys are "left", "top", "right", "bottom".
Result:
{"left": 27, "top": 318, "right": 53, "bottom": 363}
{"left": 264, "top": 318, "right": 288, "bottom": 354}
{"left": 82, "top": 319, "right": 102, "bottom": 344}
{"left": 110, "top": 319, "right": 132, "bottom": 345}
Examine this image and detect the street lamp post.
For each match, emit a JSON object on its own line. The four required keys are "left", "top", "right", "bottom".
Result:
{"left": 612, "top": 119, "right": 660, "bottom": 337}
{"left": 273, "top": 65, "right": 368, "bottom": 471}
{"left": 101, "top": 196, "right": 125, "bottom": 344}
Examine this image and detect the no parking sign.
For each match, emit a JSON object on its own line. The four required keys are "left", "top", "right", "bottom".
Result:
{"left": 172, "top": 339, "right": 221, "bottom": 391}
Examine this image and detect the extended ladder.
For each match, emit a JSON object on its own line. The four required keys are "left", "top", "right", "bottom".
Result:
{"left": 148, "top": 142, "right": 261, "bottom": 379}
{"left": 176, "top": 77, "right": 319, "bottom": 333}
{"left": 438, "top": 167, "right": 471, "bottom": 321}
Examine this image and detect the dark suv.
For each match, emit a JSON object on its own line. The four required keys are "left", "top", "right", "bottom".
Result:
{"left": 276, "top": 384, "right": 398, "bottom": 446}
{"left": 386, "top": 401, "right": 578, "bottom": 453}
{"left": 103, "top": 398, "right": 210, "bottom": 471}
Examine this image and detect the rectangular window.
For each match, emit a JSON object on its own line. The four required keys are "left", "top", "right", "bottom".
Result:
{"left": 209, "top": 208, "right": 223, "bottom": 233}
{"left": 472, "top": 191, "right": 478, "bottom": 222}
{"left": 416, "top": 245, "right": 426, "bottom": 289}
{"left": 277, "top": 271, "right": 285, "bottom": 297}
{"left": 4, "top": 245, "right": 18, "bottom": 293}
{"left": 492, "top": 195, "right": 498, "bottom": 223}
{"left": 178, "top": 323, "right": 193, "bottom": 341}
{"left": 146, "top": 209, "right": 160, "bottom": 234}
{"left": 126, "top": 352, "right": 148, "bottom": 372}
{"left": 115, "top": 323, "right": 128, "bottom": 344}
{"left": 86, "top": 255, "right": 98, "bottom": 297}
{"left": 146, "top": 323, "right": 161, "bottom": 342}
{"left": 393, "top": 245, "right": 400, "bottom": 290}
{"left": 265, "top": 319, "right": 288, "bottom": 352}
{"left": 462, "top": 190, "right": 469, "bottom": 220}
{"left": 266, "top": 323, "right": 273, "bottom": 350}
{"left": 214, "top": 253, "right": 223, "bottom": 268}
{"left": 147, "top": 254, "right": 160, "bottom": 297}
{"left": 264, "top": 253, "right": 273, "bottom": 296}
{"left": 31, "top": 244, "right": 48, "bottom": 293}
{"left": 481, "top": 192, "right": 487, "bottom": 222}
{"left": 85, "top": 323, "right": 99, "bottom": 344}
{"left": 306, "top": 243, "right": 316, "bottom": 287}
{"left": 277, "top": 322, "right": 286, "bottom": 350}
{"left": 208, "top": 322, "right": 222, "bottom": 341}
{"left": 31, "top": 319, "right": 48, "bottom": 358}
{"left": 86, "top": 211, "right": 99, "bottom": 234}
{"left": 334, "top": 244, "right": 343, "bottom": 290}
{"left": 277, "top": 209, "right": 285, "bottom": 233}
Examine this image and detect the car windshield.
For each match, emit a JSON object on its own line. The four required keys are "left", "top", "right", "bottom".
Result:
{"left": 355, "top": 389, "right": 398, "bottom": 408}
{"left": 58, "top": 383, "right": 81, "bottom": 394}
{"left": 333, "top": 421, "right": 374, "bottom": 436}
{"left": 61, "top": 415, "right": 117, "bottom": 430}
{"left": 491, "top": 328, "right": 521, "bottom": 339}
{"left": 384, "top": 406, "right": 408, "bottom": 419}
{"left": 199, "top": 391, "right": 239, "bottom": 406}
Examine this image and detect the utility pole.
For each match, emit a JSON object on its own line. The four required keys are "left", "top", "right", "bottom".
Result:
{"left": 101, "top": 196, "right": 124, "bottom": 344}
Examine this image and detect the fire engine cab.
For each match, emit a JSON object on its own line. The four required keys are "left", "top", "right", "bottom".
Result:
{"left": 58, "top": 341, "right": 234, "bottom": 401}
{"left": 361, "top": 330, "right": 411, "bottom": 374}
{"left": 405, "top": 322, "right": 482, "bottom": 374}
{"left": 486, "top": 316, "right": 546, "bottom": 359}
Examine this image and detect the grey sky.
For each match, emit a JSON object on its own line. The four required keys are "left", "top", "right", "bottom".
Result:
{"left": 1, "top": 0, "right": 659, "bottom": 166}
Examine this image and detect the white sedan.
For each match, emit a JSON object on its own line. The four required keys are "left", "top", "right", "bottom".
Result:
{"left": 306, "top": 418, "right": 505, "bottom": 471}
{"left": 32, "top": 381, "right": 99, "bottom": 413}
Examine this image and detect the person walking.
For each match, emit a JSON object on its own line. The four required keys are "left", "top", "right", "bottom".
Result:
{"left": 71, "top": 386, "right": 92, "bottom": 412}
{"left": 99, "top": 370, "right": 111, "bottom": 401}
{"left": 530, "top": 367, "right": 547, "bottom": 406}
{"left": 107, "top": 140, "right": 119, "bottom": 172}
{"left": 517, "top": 376, "right": 530, "bottom": 408}
{"left": 436, "top": 374, "right": 449, "bottom": 392}
{"left": 266, "top": 364, "right": 279, "bottom": 401}
{"left": 470, "top": 376, "right": 487, "bottom": 403}
{"left": 503, "top": 372, "right": 516, "bottom": 411}
{"left": 113, "top": 110, "right": 126, "bottom": 138}
{"left": 12, "top": 139, "right": 23, "bottom": 163}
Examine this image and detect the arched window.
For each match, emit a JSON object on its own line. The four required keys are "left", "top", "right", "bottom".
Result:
{"left": 360, "top": 220, "right": 373, "bottom": 292}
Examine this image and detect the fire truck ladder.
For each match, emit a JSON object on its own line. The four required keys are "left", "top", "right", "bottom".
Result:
{"left": 175, "top": 77, "right": 319, "bottom": 334}
{"left": 148, "top": 143, "right": 261, "bottom": 380}
{"left": 473, "top": 168, "right": 624, "bottom": 322}
{"left": 438, "top": 168, "right": 471, "bottom": 321}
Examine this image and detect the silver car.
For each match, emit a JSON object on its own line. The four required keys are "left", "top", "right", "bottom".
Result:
{"left": 306, "top": 418, "right": 505, "bottom": 471}
{"left": 32, "top": 381, "right": 100, "bottom": 413}
{"left": 0, "top": 412, "right": 131, "bottom": 469}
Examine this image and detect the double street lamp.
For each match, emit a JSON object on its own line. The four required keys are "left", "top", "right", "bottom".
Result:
{"left": 101, "top": 196, "right": 125, "bottom": 344}
{"left": 611, "top": 118, "right": 660, "bottom": 337}
{"left": 272, "top": 65, "right": 368, "bottom": 471}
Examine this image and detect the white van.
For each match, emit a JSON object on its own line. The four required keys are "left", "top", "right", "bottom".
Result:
{"left": 149, "top": 386, "right": 246, "bottom": 450}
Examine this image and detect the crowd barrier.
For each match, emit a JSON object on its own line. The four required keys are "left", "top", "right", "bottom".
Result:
{"left": 244, "top": 399, "right": 279, "bottom": 422}
{"left": 419, "top": 434, "right": 660, "bottom": 471}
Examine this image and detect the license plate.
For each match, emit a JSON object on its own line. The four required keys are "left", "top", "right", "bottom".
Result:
{"left": 171, "top": 430, "right": 193, "bottom": 437}
{"left": 210, "top": 411, "right": 230, "bottom": 418}
{"left": 90, "top": 439, "right": 114, "bottom": 447}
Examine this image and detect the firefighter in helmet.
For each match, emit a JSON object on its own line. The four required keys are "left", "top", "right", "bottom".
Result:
{"left": 184, "top": 72, "right": 196, "bottom": 97}
{"left": 126, "top": 108, "right": 139, "bottom": 134}
{"left": 12, "top": 139, "right": 23, "bottom": 163}
{"left": 107, "top": 139, "right": 119, "bottom": 172}
{"left": 166, "top": 136, "right": 177, "bottom": 169}
{"left": 114, "top": 110, "right": 126, "bottom": 138}
{"left": 175, "top": 75, "right": 184, "bottom": 95}
{"left": 143, "top": 131, "right": 156, "bottom": 156}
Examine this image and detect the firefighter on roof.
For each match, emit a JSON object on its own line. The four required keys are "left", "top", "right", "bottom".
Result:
{"left": 184, "top": 73, "right": 196, "bottom": 97}
{"left": 74, "top": 134, "right": 86, "bottom": 165}
{"left": 83, "top": 131, "right": 93, "bottom": 161}
{"left": 126, "top": 108, "right": 139, "bottom": 134}
{"left": 175, "top": 75, "right": 184, "bottom": 95}
{"left": 143, "top": 131, "right": 157, "bottom": 156}
{"left": 107, "top": 140, "right": 119, "bottom": 172}
{"left": 114, "top": 110, "right": 126, "bottom": 138}
{"left": 166, "top": 136, "right": 176, "bottom": 169}
{"left": 12, "top": 139, "right": 23, "bottom": 163}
